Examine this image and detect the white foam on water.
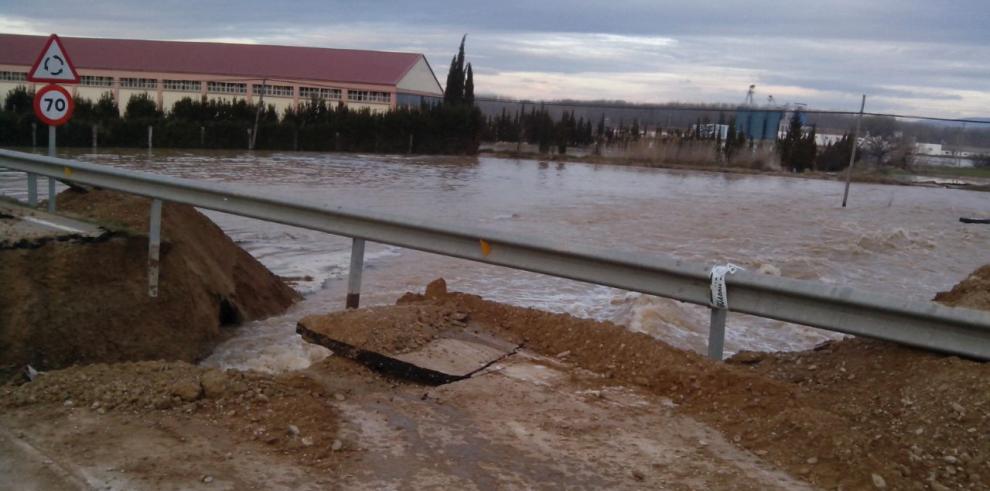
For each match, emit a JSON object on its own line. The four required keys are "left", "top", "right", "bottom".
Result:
{"left": 200, "top": 241, "right": 402, "bottom": 373}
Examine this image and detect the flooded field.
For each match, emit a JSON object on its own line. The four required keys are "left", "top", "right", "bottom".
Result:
{"left": 2, "top": 149, "right": 987, "bottom": 371}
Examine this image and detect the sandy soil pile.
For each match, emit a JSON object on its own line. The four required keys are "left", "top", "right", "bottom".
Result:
{"left": 395, "top": 278, "right": 990, "bottom": 490}
{"left": 1, "top": 361, "right": 341, "bottom": 465}
{"left": 934, "top": 264, "right": 990, "bottom": 311}
{"left": 298, "top": 303, "right": 470, "bottom": 355}
{"left": 0, "top": 189, "right": 299, "bottom": 371}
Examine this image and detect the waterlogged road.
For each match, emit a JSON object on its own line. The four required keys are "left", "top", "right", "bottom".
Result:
{"left": 2, "top": 149, "right": 987, "bottom": 371}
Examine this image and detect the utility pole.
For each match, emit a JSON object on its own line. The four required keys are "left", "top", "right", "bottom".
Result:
{"left": 841, "top": 94, "right": 866, "bottom": 208}
{"left": 517, "top": 102, "right": 525, "bottom": 153}
{"left": 250, "top": 79, "right": 266, "bottom": 150}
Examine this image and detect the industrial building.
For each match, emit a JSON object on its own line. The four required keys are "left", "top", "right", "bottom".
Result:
{"left": 0, "top": 34, "right": 444, "bottom": 116}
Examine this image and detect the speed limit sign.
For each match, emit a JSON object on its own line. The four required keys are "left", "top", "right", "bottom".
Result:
{"left": 33, "top": 84, "right": 75, "bottom": 126}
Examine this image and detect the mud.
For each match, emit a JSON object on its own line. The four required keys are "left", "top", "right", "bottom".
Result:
{"left": 934, "top": 264, "right": 990, "bottom": 311}
{"left": 392, "top": 278, "right": 990, "bottom": 490}
{"left": 0, "top": 189, "right": 299, "bottom": 371}
{"left": 298, "top": 303, "right": 470, "bottom": 355}
{"left": 1, "top": 361, "right": 342, "bottom": 490}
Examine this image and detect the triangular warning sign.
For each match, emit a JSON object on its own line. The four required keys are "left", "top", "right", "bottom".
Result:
{"left": 27, "top": 34, "right": 80, "bottom": 83}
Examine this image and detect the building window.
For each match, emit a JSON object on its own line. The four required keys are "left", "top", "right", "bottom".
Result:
{"left": 207, "top": 81, "right": 247, "bottom": 94}
{"left": 252, "top": 84, "right": 293, "bottom": 97}
{"left": 163, "top": 79, "right": 202, "bottom": 92}
{"left": 299, "top": 86, "right": 342, "bottom": 101}
{"left": 348, "top": 90, "right": 391, "bottom": 103}
{"left": 120, "top": 77, "right": 158, "bottom": 89}
{"left": 79, "top": 75, "right": 113, "bottom": 87}
{"left": 0, "top": 71, "right": 27, "bottom": 82}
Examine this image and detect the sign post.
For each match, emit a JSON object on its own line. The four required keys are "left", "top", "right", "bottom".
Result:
{"left": 27, "top": 34, "right": 79, "bottom": 211}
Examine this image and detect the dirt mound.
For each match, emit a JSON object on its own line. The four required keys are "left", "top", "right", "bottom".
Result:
{"left": 0, "top": 189, "right": 299, "bottom": 371}
{"left": 1, "top": 361, "right": 340, "bottom": 465}
{"left": 396, "top": 278, "right": 990, "bottom": 490}
{"left": 934, "top": 264, "right": 990, "bottom": 311}
{"left": 730, "top": 338, "right": 989, "bottom": 490}
{"left": 298, "top": 303, "right": 470, "bottom": 355}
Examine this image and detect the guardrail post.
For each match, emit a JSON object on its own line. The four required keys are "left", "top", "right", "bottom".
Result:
{"left": 27, "top": 173, "right": 37, "bottom": 207}
{"left": 148, "top": 199, "right": 162, "bottom": 298}
{"left": 346, "top": 238, "right": 366, "bottom": 309}
{"left": 708, "top": 308, "right": 727, "bottom": 361}
{"left": 47, "top": 178, "right": 55, "bottom": 212}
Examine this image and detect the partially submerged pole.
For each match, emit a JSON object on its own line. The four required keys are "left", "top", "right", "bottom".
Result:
{"left": 841, "top": 95, "right": 866, "bottom": 208}
{"left": 346, "top": 238, "right": 366, "bottom": 309}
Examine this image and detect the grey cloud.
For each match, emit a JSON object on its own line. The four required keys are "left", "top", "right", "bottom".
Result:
{"left": 0, "top": 1, "right": 987, "bottom": 116}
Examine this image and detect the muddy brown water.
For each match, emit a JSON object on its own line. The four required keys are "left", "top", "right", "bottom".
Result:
{"left": 2, "top": 148, "right": 987, "bottom": 371}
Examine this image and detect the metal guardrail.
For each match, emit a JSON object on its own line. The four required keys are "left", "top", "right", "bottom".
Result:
{"left": 3, "top": 148, "right": 990, "bottom": 361}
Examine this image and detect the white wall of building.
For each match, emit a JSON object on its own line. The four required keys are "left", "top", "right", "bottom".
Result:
{"left": 396, "top": 57, "right": 443, "bottom": 95}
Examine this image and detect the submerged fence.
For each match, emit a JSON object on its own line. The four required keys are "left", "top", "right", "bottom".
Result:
{"left": 2, "top": 147, "right": 990, "bottom": 361}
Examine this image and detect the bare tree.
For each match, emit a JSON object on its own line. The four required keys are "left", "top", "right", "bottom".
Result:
{"left": 862, "top": 136, "right": 894, "bottom": 167}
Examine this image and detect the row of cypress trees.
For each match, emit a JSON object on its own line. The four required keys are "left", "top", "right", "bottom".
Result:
{"left": 0, "top": 39, "right": 486, "bottom": 154}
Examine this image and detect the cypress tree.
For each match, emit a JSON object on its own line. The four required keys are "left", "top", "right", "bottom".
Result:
{"left": 464, "top": 63, "right": 475, "bottom": 105}
{"left": 444, "top": 54, "right": 461, "bottom": 104}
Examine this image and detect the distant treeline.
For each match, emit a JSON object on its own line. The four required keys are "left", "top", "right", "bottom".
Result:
{"left": 476, "top": 97, "right": 990, "bottom": 148}
{"left": 0, "top": 87, "right": 484, "bottom": 154}
{"left": 485, "top": 105, "right": 861, "bottom": 172}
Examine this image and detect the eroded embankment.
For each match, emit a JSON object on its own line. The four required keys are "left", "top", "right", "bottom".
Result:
{"left": 0, "top": 189, "right": 299, "bottom": 371}
{"left": 386, "top": 277, "right": 990, "bottom": 491}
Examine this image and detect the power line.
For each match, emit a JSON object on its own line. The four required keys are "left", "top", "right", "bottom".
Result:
{"left": 473, "top": 97, "right": 990, "bottom": 126}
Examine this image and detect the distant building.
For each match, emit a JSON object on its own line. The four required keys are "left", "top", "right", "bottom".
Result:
{"left": 0, "top": 34, "right": 443, "bottom": 116}
{"left": 815, "top": 133, "right": 844, "bottom": 146}
{"left": 735, "top": 108, "right": 784, "bottom": 142}
{"left": 691, "top": 123, "right": 729, "bottom": 140}
{"left": 912, "top": 142, "right": 989, "bottom": 167}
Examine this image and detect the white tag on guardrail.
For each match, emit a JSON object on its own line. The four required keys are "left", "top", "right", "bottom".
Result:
{"left": 710, "top": 263, "right": 743, "bottom": 309}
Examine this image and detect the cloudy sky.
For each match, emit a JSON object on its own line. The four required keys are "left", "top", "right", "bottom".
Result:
{"left": 2, "top": 1, "right": 988, "bottom": 117}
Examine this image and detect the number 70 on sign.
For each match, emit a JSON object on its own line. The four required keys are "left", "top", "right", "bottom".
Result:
{"left": 33, "top": 84, "right": 75, "bottom": 126}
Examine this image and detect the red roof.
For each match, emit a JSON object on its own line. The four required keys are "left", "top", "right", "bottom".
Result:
{"left": 0, "top": 34, "right": 423, "bottom": 86}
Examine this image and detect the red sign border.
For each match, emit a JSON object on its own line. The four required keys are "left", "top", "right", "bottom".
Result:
{"left": 27, "top": 34, "right": 80, "bottom": 84}
{"left": 33, "top": 84, "right": 75, "bottom": 126}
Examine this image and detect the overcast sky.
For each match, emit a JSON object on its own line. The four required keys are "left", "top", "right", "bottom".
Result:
{"left": 2, "top": 1, "right": 988, "bottom": 117}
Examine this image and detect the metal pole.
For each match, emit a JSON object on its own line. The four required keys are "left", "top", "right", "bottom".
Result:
{"left": 517, "top": 102, "right": 525, "bottom": 153}
{"left": 92, "top": 125, "right": 98, "bottom": 151}
{"left": 31, "top": 122, "right": 37, "bottom": 148}
{"left": 47, "top": 125, "right": 56, "bottom": 212}
{"left": 346, "top": 238, "right": 366, "bottom": 309}
{"left": 841, "top": 94, "right": 866, "bottom": 208}
{"left": 148, "top": 199, "right": 162, "bottom": 298}
{"left": 147, "top": 125, "right": 153, "bottom": 150}
{"left": 250, "top": 79, "right": 266, "bottom": 151}
{"left": 27, "top": 173, "right": 37, "bottom": 207}
{"left": 708, "top": 308, "right": 727, "bottom": 361}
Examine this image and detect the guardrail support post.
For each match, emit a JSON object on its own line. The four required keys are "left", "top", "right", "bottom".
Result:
{"left": 708, "top": 308, "right": 727, "bottom": 361}
{"left": 148, "top": 199, "right": 162, "bottom": 298}
{"left": 346, "top": 238, "right": 366, "bottom": 309}
{"left": 27, "top": 173, "right": 37, "bottom": 207}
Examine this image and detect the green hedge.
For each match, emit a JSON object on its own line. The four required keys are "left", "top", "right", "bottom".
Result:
{"left": 0, "top": 88, "right": 483, "bottom": 155}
